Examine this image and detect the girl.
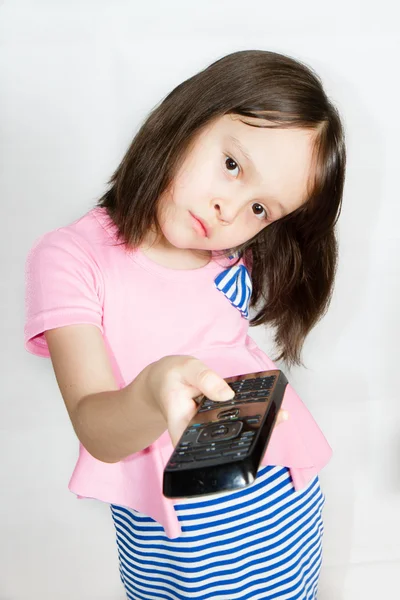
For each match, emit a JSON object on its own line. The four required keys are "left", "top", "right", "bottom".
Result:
{"left": 25, "top": 50, "right": 346, "bottom": 599}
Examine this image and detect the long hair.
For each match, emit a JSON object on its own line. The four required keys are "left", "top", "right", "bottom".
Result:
{"left": 98, "top": 50, "right": 346, "bottom": 367}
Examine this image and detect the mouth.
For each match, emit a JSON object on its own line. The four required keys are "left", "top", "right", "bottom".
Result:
{"left": 190, "top": 212, "right": 210, "bottom": 238}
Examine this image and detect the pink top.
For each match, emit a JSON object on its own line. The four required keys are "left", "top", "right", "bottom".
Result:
{"left": 24, "top": 208, "right": 332, "bottom": 538}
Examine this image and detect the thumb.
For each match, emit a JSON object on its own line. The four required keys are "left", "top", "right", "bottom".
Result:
{"left": 187, "top": 364, "right": 235, "bottom": 403}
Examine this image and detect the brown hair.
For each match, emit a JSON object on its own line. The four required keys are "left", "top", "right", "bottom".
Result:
{"left": 98, "top": 50, "right": 346, "bottom": 367}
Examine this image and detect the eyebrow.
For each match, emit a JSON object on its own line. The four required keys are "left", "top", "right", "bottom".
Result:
{"left": 227, "top": 135, "right": 288, "bottom": 218}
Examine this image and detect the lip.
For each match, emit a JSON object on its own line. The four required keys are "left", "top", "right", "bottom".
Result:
{"left": 190, "top": 212, "right": 210, "bottom": 238}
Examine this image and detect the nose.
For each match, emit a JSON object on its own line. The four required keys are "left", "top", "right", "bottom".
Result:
{"left": 213, "top": 200, "right": 239, "bottom": 225}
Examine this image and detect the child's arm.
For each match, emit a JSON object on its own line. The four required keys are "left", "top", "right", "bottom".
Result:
{"left": 45, "top": 323, "right": 237, "bottom": 463}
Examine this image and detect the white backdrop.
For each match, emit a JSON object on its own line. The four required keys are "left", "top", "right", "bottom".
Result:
{"left": 1, "top": 1, "right": 399, "bottom": 598}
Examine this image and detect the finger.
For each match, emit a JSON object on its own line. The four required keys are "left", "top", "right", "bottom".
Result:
{"left": 182, "top": 359, "right": 235, "bottom": 402}
{"left": 276, "top": 409, "right": 289, "bottom": 426}
{"left": 167, "top": 389, "right": 199, "bottom": 447}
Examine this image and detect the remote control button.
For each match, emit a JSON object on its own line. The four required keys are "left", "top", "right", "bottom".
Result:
{"left": 245, "top": 415, "right": 261, "bottom": 424}
{"left": 191, "top": 442, "right": 231, "bottom": 453}
{"left": 229, "top": 381, "right": 244, "bottom": 392}
{"left": 235, "top": 392, "right": 256, "bottom": 401}
{"left": 175, "top": 455, "right": 195, "bottom": 463}
{"left": 217, "top": 408, "right": 239, "bottom": 419}
{"left": 202, "top": 440, "right": 231, "bottom": 452}
{"left": 173, "top": 450, "right": 195, "bottom": 460}
{"left": 204, "top": 445, "right": 224, "bottom": 452}
{"left": 181, "top": 429, "right": 204, "bottom": 443}
{"left": 254, "top": 390, "right": 271, "bottom": 398}
{"left": 197, "top": 420, "right": 243, "bottom": 444}
{"left": 191, "top": 444, "right": 220, "bottom": 453}
{"left": 210, "top": 441, "right": 234, "bottom": 448}
{"left": 221, "top": 449, "right": 248, "bottom": 458}
{"left": 232, "top": 392, "right": 269, "bottom": 403}
{"left": 260, "top": 376, "right": 275, "bottom": 386}
{"left": 230, "top": 440, "right": 252, "bottom": 449}
{"left": 211, "top": 425, "right": 229, "bottom": 438}
{"left": 195, "top": 452, "right": 222, "bottom": 460}
{"left": 184, "top": 427, "right": 199, "bottom": 436}
{"left": 241, "top": 431, "right": 255, "bottom": 437}
{"left": 197, "top": 430, "right": 211, "bottom": 443}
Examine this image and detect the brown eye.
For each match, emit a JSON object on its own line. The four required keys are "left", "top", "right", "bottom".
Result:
{"left": 252, "top": 203, "right": 268, "bottom": 220}
{"left": 225, "top": 156, "right": 240, "bottom": 176}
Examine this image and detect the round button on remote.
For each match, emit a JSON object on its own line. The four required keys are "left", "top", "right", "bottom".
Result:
{"left": 197, "top": 421, "right": 243, "bottom": 444}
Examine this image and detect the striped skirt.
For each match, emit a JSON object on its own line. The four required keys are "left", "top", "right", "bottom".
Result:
{"left": 110, "top": 466, "right": 325, "bottom": 600}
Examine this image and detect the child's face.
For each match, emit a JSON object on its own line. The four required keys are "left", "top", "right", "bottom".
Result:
{"left": 157, "top": 114, "right": 316, "bottom": 252}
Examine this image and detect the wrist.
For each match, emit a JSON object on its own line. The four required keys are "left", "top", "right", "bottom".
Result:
{"left": 126, "top": 365, "right": 166, "bottom": 428}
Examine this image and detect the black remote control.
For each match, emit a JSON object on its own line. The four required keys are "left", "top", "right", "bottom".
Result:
{"left": 163, "top": 369, "right": 288, "bottom": 498}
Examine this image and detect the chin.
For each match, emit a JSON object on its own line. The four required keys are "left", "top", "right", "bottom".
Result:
{"left": 161, "top": 228, "right": 201, "bottom": 250}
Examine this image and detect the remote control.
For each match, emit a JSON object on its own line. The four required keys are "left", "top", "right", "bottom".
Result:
{"left": 163, "top": 369, "right": 288, "bottom": 498}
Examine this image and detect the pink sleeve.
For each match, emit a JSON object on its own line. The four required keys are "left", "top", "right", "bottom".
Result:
{"left": 24, "top": 229, "right": 104, "bottom": 357}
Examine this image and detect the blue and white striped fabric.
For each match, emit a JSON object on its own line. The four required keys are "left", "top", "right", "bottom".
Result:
{"left": 214, "top": 263, "right": 253, "bottom": 319}
{"left": 110, "top": 466, "right": 325, "bottom": 600}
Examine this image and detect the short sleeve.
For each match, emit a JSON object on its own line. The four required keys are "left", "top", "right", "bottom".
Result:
{"left": 24, "top": 229, "right": 104, "bottom": 357}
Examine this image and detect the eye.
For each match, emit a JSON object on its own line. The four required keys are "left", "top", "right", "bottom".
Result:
{"left": 224, "top": 156, "right": 240, "bottom": 177}
{"left": 252, "top": 202, "right": 269, "bottom": 221}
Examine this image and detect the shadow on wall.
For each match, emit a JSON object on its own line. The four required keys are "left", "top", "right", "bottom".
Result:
{"left": 290, "top": 61, "right": 385, "bottom": 599}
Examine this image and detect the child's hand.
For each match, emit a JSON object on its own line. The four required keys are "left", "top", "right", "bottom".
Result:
{"left": 141, "top": 355, "right": 289, "bottom": 447}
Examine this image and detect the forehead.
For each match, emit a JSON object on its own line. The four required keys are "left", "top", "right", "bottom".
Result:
{"left": 202, "top": 114, "right": 317, "bottom": 209}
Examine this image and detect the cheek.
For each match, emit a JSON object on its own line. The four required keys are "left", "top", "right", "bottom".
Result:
{"left": 233, "top": 216, "right": 267, "bottom": 245}
{"left": 175, "top": 159, "right": 221, "bottom": 205}
{"left": 240, "top": 210, "right": 263, "bottom": 233}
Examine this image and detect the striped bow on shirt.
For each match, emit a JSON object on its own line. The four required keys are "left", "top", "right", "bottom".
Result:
{"left": 214, "top": 262, "right": 253, "bottom": 319}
